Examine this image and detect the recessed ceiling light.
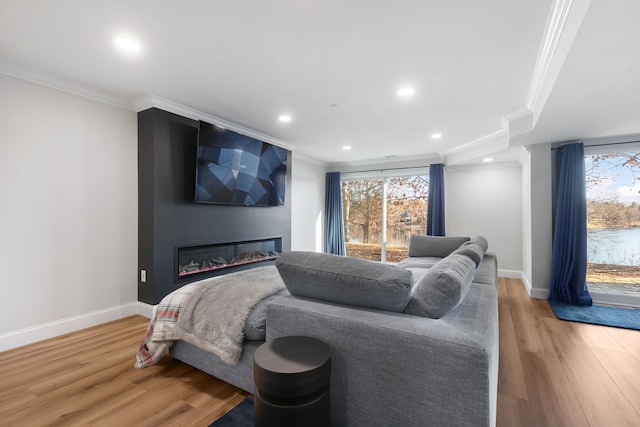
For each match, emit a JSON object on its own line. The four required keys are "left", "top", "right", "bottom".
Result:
{"left": 278, "top": 115, "right": 292, "bottom": 122}
{"left": 397, "top": 87, "right": 415, "bottom": 97}
{"left": 431, "top": 133, "right": 443, "bottom": 139}
{"left": 483, "top": 157, "right": 494, "bottom": 163}
{"left": 342, "top": 145, "right": 352, "bottom": 151}
{"left": 113, "top": 36, "right": 141, "bottom": 55}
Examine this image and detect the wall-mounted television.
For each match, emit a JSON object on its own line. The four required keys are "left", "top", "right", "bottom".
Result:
{"left": 195, "top": 120, "right": 289, "bottom": 207}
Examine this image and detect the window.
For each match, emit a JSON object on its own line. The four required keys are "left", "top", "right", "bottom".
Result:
{"left": 342, "top": 172, "right": 428, "bottom": 262}
{"left": 585, "top": 150, "right": 640, "bottom": 296}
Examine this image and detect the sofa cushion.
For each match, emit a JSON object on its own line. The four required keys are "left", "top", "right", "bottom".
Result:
{"left": 464, "top": 235, "right": 489, "bottom": 253}
{"left": 275, "top": 251, "right": 413, "bottom": 312}
{"left": 396, "top": 256, "right": 442, "bottom": 269}
{"left": 403, "top": 254, "right": 476, "bottom": 319}
{"left": 452, "top": 243, "right": 484, "bottom": 267}
{"left": 405, "top": 267, "right": 429, "bottom": 284}
{"left": 408, "top": 235, "right": 470, "bottom": 258}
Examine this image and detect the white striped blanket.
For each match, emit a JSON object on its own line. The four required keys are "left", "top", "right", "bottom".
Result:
{"left": 134, "top": 282, "right": 199, "bottom": 368}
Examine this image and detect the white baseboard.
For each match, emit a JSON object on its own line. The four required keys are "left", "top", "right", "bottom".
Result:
{"left": 0, "top": 301, "right": 154, "bottom": 352}
{"left": 521, "top": 274, "right": 533, "bottom": 295}
{"left": 497, "top": 270, "right": 549, "bottom": 299}
{"left": 136, "top": 301, "right": 155, "bottom": 318}
{"left": 530, "top": 287, "right": 550, "bottom": 299}
{"left": 498, "top": 269, "right": 522, "bottom": 279}
{"left": 590, "top": 292, "right": 640, "bottom": 309}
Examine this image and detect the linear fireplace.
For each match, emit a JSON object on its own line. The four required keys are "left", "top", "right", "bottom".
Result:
{"left": 177, "top": 237, "right": 282, "bottom": 279}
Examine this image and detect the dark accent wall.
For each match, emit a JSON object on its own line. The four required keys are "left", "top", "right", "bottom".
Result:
{"left": 138, "top": 108, "right": 292, "bottom": 304}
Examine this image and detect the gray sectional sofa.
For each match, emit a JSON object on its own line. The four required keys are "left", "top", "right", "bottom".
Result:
{"left": 170, "top": 235, "right": 499, "bottom": 427}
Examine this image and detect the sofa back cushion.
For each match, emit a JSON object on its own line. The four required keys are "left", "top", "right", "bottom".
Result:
{"left": 396, "top": 256, "right": 442, "bottom": 269}
{"left": 403, "top": 254, "right": 476, "bottom": 319}
{"left": 276, "top": 251, "right": 413, "bottom": 312}
{"left": 464, "top": 235, "right": 489, "bottom": 253}
{"left": 451, "top": 243, "right": 485, "bottom": 267}
{"left": 408, "top": 235, "right": 470, "bottom": 258}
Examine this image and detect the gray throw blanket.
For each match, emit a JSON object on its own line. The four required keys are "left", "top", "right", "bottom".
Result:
{"left": 175, "top": 265, "right": 285, "bottom": 365}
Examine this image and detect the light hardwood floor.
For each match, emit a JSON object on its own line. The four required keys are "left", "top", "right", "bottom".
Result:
{"left": 497, "top": 278, "right": 640, "bottom": 426}
{"left": 0, "top": 278, "right": 638, "bottom": 426}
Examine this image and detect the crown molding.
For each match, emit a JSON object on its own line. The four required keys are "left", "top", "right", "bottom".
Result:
{"left": 526, "top": 0, "right": 592, "bottom": 125}
{"left": 442, "top": 0, "right": 593, "bottom": 166}
{"left": 442, "top": 129, "right": 509, "bottom": 166}
{"left": 437, "top": 107, "right": 531, "bottom": 167}
{"left": 518, "top": 145, "right": 531, "bottom": 166}
{"left": 134, "top": 94, "right": 296, "bottom": 152}
{"left": 442, "top": 129, "right": 507, "bottom": 156}
{"left": 0, "top": 58, "right": 135, "bottom": 111}
{"left": 291, "top": 151, "right": 330, "bottom": 168}
{"left": 502, "top": 108, "right": 534, "bottom": 137}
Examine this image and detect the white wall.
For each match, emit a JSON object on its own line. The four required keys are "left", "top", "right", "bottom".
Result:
{"left": 291, "top": 153, "right": 327, "bottom": 252}
{"left": 521, "top": 147, "right": 533, "bottom": 289}
{"left": 523, "top": 143, "right": 554, "bottom": 298}
{"left": 0, "top": 74, "right": 138, "bottom": 345}
{"left": 446, "top": 163, "right": 523, "bottom": 273}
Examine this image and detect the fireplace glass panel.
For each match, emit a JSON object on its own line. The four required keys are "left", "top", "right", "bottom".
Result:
{"left": 177, "top": 237, "right": 282, "bottom": 278}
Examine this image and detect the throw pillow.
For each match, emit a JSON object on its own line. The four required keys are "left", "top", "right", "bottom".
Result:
{"left": 408, "top": 235, "right": 471, "bottom": 258}
{"left": 452, "top": 243, "right": 484, "bottom": 267}
{"left": 463, "top": 235, "right": 489, "bottom": 253}
{"left": 276, "top": 251, "right": 413, "bottom": 312}
{"left": 403, "top": 254, "right": 476, "bottom": 319}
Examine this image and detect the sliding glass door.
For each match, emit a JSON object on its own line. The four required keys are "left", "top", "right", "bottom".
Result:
{"left": 342, "top": 172, "right": 428, "bottom": 262}
{"left": 585, "top": 150, "right": 640, "bottom": 298}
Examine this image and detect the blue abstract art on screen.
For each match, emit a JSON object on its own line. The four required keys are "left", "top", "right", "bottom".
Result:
{"left": 195, "top": 121, "right": 288, "bottom": 206}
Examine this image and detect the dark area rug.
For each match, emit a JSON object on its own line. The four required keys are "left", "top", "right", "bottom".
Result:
{"left": 548, "top": 300, "right": 640, "bottom": 330}
{"left": 209, "top": 396, "right": 254, "bottom": 427}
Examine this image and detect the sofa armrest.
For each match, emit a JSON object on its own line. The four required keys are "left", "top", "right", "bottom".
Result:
{"left": 266, "top": 284, "right": 498, "bottom": 427}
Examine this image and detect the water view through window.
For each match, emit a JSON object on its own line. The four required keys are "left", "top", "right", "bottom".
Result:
{"left": 585, "top": 151, "right": 640, "bottom": 297}
{"left": 342, "top": 174, "right": 428, "bottom": 262}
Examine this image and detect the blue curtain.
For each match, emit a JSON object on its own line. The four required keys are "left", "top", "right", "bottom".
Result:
{"left": 324, "top": 172, "right": 346, "bottom": 255}
{"left": 548, "top": 143, "right": 592, "bottom": 305}
{"left": 426, "top": 163, "right": 445, "bottom": 236}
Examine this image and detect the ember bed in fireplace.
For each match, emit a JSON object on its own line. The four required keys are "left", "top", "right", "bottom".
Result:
{"left": 177, "top": 237, "right": 282, "bottom": 279}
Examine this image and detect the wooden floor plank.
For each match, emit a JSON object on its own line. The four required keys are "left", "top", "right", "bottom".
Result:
{"left": 496, "top": 393, "right": 530, "bottom": 427}
{"left": 609, "top": 327, "right": 640, "bottom": 363}
{"left": 592, "top": 346, "right": 640, "bottom": 416}
{"left": 506, "top": 279, "right": 557, "bottom": 356}
{"left": 520, "top": 350, "right": 589, "bottom": 427}
{"left": 0, "top": 386, "right": 37, "bottom": 420}
{"left": 571, "top": 322, "right": 627, "bottom": 352}
{"left": 498, "top": 302, "right": 528, "bottom": 399}
{"left": 541, "top": 317, "right": 640, "bottom": 426}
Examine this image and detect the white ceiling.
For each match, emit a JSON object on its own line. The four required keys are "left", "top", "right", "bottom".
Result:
{"left": 1, "top": 0, "right": 638, "bottom": 166}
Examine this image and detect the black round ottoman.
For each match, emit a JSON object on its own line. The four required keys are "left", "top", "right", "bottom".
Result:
{"left": 253, "top": 336, "right": 331, "bottom": 427}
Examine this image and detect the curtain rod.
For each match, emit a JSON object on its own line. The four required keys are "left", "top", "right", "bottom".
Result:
{"left": 552, "top": 140, "right": 640, "bottom": 150}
